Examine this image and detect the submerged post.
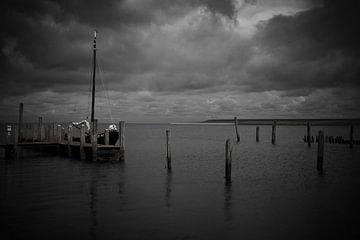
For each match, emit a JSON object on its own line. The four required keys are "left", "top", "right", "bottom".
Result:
{"left": 18, "top": 103, "right": 23, "bottom": 142}
{"left": 80, "top": 124, "right": 86, "bottom": 160}
{"left": 234, "top": 117, "right": 240, "bottom": 142}
{"left": 67, "top": 125, "right": 72, "bottom": 157}
{"left": 271, "top": 120, "right": 276, "bottom": 144}
{"left": 307, "top": 121, "right": 311, "bottom": 147}
{"left": 225, "top": 139, "right": 232, "bottom": 181}
{"left": 91, "top": 119, "right": 98, "bottom": 161}
{"left": 256, "top": 126, "right": 259, "bottom": 142}
{"left": 38, "top": 117, "right": 43, "bottom": 141}
{"left": 350, "top": 124, "right": 354, "bottom": 149}
{"left": 317, "top": 130, "right": 324, "bottom": 171}
{"left": 118, "top": 121, "right": 125, "bottom": 161}
{"left": 166, "top": 130, "right": 171, "bottom": 170}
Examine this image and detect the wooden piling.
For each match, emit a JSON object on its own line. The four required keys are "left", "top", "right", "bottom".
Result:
{"left": 166, "top": 130, "right": 171, "bottom": 170}
{"left": 6, "top": 124, "right": 12, "bottom": 145}
{"left": 67, "top": 125, "right": 72, "bottom": 157}
{"left": 256, "top": 126, "right": 259, "bottom": 142}
{"left": 350, "top": 124, "right": 354, "bottom": 149}
{"left": 234, "top": 117, "right": 240, "bottom": 142}
{"left": 105, "top": 129, "right": 109, "bottom": 145}
{"left": 271, "top": 121, "right": 276, "bottom": 144}
{"left": 80, "top": 124, "right": 86, "bottom": 160}
{"left": 57, "top": 124, "right": 62, "bottom": 144}
{"left": 307, "top": 121, "right": 311, "bottom": 147}
{"left": 18, "top": 103, "right": 23, "bottom": 142}
{"left": 14, "top": 125, "right": 19, "bottom": 159}
{"left": 52, "top": 122, "right": 56, "bottom": 142}
{"left": 91, "top": 119, "right": 98, "bottom": 161}
{"left": 225, "top": 139, "right": 232, "bottom": 180}
{"left": 38, "top": 117, "right": 43, "bottom": 141}
{"left": 317, "top": 130, "right": 324, "bottom": 171}
{"left": 118, "top": 121, "right": 125, "bottom": 161}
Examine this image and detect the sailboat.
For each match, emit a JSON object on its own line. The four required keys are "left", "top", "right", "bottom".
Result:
{"left": 70, "top": 31, "right": 119, "bottom": 145}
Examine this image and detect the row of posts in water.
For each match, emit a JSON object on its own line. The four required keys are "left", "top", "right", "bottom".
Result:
{"left": 164, "top": 118, "right": 356, "bottom": 182}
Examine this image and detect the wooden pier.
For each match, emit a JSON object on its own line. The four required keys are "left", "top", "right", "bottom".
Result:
{"left": 0, "top": 103, "right": 125, "bottom": 161}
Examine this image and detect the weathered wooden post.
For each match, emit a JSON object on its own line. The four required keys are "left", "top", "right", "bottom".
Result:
{"left": 80, "top": 124, "right": 86, "bottom": 160}
{"left": 52, "top": 122, "right": 56, "bottom": 142}
{"left": 67, "top": 125, "right": 72, "bottom": 157}
{"left": 57, "top": 124, "right": 62, "bottom": 143}
{"left": 234, "top": 117, "right": 240, "bottom": 142}
{"left": 350, "top": 123, "right": 354, "bottom": 149}
{"left": 271, "top": 120, "right": 276, "bottom": 144}
{"left": 91, "top": 119, "right": 98, "bottom": 161}
{"left": 5, "top": 125, "right": 12, "bottom": 145}
{"left": 256, "top": 126, "right": 259, "bottom": 142}
{"left": 317, "top": 130, "right": 324, "bottom": 171}
{"left": 225, "top": 139, "right": 232, "bottom": 181}
{"left": 38, "top": 117, "right": 43, "bottom": 141}
{"left": 118, "top": 121, "right": 125, "bottom": 161}
{"left": 32, "top": 124, "right": 37, "bottom": 142}
{"left": 166, "top": 130, "right": 171, "bottom": 170}
{"left": 307, "top": 121, "right": 311, "bottom": 147}
{"left": 18, "top": 103, "right": 23, "bottom": 142}
{"left": 105, "top": 129, "right": 109, "bottom": 145}
{"left": 14, "top": 125, "right": 19, "bottom": 159}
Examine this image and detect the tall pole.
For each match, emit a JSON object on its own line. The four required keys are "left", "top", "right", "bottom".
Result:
{"left": 91, "top": 30, "right": 97, "bottom": 124}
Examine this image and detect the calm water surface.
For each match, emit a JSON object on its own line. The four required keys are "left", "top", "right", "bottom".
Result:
{"left": 1, "top": 124, "right": 360, "bottom": 239}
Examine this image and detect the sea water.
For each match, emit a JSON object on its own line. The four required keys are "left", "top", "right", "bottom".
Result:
{"left": 1, "top": 124, "right": 360, "bottom": 239}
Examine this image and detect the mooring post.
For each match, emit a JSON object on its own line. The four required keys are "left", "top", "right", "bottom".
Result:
{"left": 271, "top": 120, "right": 277, "bottom": 144}
{"left": 52, "top": 122, "right": 56, "bottom": 142}
{"left": 14, "top": 125, "right": 19, "bottom": 159}
{"left": 32, "top": 124, "right": 37, "bottom": 142}
{"left": 91, "top": 119, "right": 98, "bottom": 161}
{"left": 67, "top": 125, "right": 72, "bottom": 157}
{"left": 57, "top": 124, "right": 62, "bottom": 144}
{"left": 166, "top": 130, "right": 171, "bottom": 170}
{"left": 80, "top": 124, "right": 86, "bottom": 160}
{"left": 234, "top": 117, "right": 240, "bottom": 142}
{"left": 118, "top": 121, "right": 125, "bottom": 161}
{"left": 317, "top": 130, "right": 324, "bottom": 171}
{"left": 18, "top": 103, "right": 23, "bottom": 142}
{"left": 105, "top": 129, "right": 109, "bottom": 145}
{"left": 350, "top": 123, "right": 354, "bottom": 149}
{"left": 307, "top": 121, "right": 311, "bottom": 147}
{"left": 256, "top": 126, "right": 259, "bottom": 142}
{"left": 5, "top": 124, "right": 12, "bottom": 145}
{"left": 38, "top": 117, "right": 43, "bottom": 141}
{"left": 225, "top": 139, "right": 232, "bottom": 181}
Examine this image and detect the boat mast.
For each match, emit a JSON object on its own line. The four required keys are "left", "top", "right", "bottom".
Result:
{"left": 91, "top": 30, "right": 97, "bottom": 123}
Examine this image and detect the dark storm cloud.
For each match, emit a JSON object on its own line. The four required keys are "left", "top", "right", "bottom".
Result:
{"left": 1, "top": 0, "right": 359, "bottom": 122}
{"left": 245, "top": 0, "right": 360, "bottom": 92}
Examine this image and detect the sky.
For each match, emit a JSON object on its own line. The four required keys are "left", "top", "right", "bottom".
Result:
{"left": 0, "top": 0, "right": 359, "bottom": 123}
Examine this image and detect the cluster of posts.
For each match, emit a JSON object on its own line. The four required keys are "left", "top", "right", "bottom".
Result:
{"left": 222, "top": 118, "right": 356, "bottom": 182}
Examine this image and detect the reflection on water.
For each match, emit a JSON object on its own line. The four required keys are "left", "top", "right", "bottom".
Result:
{"left": 1, "top": 124, "right": 360, "bottom": 239}
{"left": 165, "top": 170, "right": 172, "bottom": 209}
{"left": 224, "top": 181, "right": 233, "bottom": 222}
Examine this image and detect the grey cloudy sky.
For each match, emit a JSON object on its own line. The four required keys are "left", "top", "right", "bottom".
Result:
{"left": 0, "top": 0, "right": 359, "bottom": 123}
